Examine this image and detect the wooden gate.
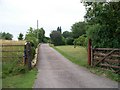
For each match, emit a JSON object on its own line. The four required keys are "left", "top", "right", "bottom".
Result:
{"left": 92, "top": 48, "right": 120, "bottom": 73}
{"left": 1, "top": 42, "right": 32, "bottom": 70}
{"left": 87, "top": 39, "right": 120, "bottom": 74}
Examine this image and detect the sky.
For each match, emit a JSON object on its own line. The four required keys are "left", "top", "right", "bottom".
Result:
{"left": 0, "top": 0, "right": 86, "bottom": 40}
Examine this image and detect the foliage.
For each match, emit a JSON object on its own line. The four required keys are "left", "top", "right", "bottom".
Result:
{"left": 71, "top": 22, "right": 86, "bottom": 39}
{"left": 37, "top": 28, "right": 45, "bottom": 43}
{"left": 50, "top": 31, "right": 64, "bottom": 46}
{"left": 65, "top": 37, "right": 74, "bottom": 45}
{"left": 84, "top": 2, "right": 120, "bottom": 48}
{"left": 25, "top": 27, "right": 45, "bottom": 48}
{"left": 2, "top": 41, "right": 26, "bottom": 78}
{"left": 74, "top": 34, "right": 86, "bottom": 46}
{"left": 18, "top": 33, "right": 24, "bottom": 40}
{"left": 43, "top": 37, "right": 50, "bottom": 43}
{"left": 57, "top": 26, "right": 62, "bottom": 34}
{"left": 88, "top": 66, "right": 119, "bottom": 82}
{"left": 2, "top": 68, "right": 37, "bottom": 88}
{"left": 25, "top": 27, "right": 46, "bottom": 61}
{"left": 0, "top": 32, "right": 13, "bottom": 40}
{"left": 62, "top": 31, "right": 72, "bottom": 38}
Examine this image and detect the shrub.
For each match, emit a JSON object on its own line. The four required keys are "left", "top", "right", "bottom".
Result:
{"left": 74, "top": 35, "right": 86, "bottom": 46}
{"left": 65, "top": 37, "right": 74, "bottom": 45}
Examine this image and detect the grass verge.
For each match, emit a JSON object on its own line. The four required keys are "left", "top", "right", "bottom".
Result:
{"left": 52, "top": 45, "right": 119, "bottom": 82}
{"left": 53, "top": 45, "right": 87, "bottom": 67}
{"left": 2, "top": 68, "right": 37, "bottom": 88}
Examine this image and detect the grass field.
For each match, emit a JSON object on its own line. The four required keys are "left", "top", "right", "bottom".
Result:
{"left": 2, "top": 68, "right": 37, "bottom": 88}
{"left": 53, "top": 45, "right": 119, "bottom": 81}
{"left": 53, "top": 45, "right": 88, "bottom": 67}
{"left": 1, "top": 40, "right": 37, "bottom": 88}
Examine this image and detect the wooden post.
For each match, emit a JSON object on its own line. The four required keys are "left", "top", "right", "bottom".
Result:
{"left": 24, "top": 42, "right": 27, "bottom": 65}
{"left": 88, "top": 39, "right": 91, "bottom": 66}
{"left": 24, "top": 42, "right": 32, "bottom": 70}
{"left": 27, "top": 42, "right": 32, "bottom": 70}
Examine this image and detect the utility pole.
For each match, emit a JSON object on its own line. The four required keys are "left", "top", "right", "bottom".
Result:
{"left": 37, "top": 20, "right": 38, "bottom": 30}
{"left": 37, "top": 20, "right": 39, "bottom": 43}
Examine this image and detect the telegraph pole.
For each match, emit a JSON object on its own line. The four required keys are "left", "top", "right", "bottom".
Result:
{"left": 37, "top": 20, "right": 38, "bottom": 30}
{"left": 37, "top": 20, "right": 39, "bottom": 43}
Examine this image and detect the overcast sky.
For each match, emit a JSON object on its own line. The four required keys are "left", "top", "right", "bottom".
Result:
{"left": 0, "top": 0, "right": 86, "bottom": 40}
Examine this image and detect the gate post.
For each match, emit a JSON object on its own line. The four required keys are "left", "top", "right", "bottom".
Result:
{"left": 24, "top": 42, "right": 27, "bottom": 65}
{"left": 24, "top": 42, "right": 32, "bottom": 70}
{"left": 27, "top": 42, "right": 32, "bottom": 70}
{"left": 88, "top": 39, "right": 92, "bottom": 66}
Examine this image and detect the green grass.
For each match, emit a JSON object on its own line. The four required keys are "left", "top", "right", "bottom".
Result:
{"left": 88, "top": 66, "right": 120, "bottom": 82}
{"left": 1, "top": 40, "right": 38, "bottom": 88}
{"left": 52, "top": 45, "right": 119, "bottom": 81}
{"left": 2, "top": 45, "right": 25, "bottom": 78}
{"left": 2, "top": 68, "right": 37, "bottom": 88}
{"left": 53, "top": 45, "right": 87, "bottom": 67}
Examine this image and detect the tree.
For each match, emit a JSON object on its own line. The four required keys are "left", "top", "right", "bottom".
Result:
{"left": 0, "top": 32, "right": 13, "bottom": 40}
{"left": 25, "top": 27, "right": 46, "bottom": 47}
{"left": 65, "top": 37, "right": 74, "bottom": 45}
{"left": 62, "top": 31, "right": 72, "bottom": 38}
{"left": 18, "top": 33, "right": 23, "bottom": 40}
{"left": 74, "top": 34, "right": 86, "bottom": 46}
{"left": 84, "top": 2, "right": 120, "bottom": 48}
{"left": 57, "top": 26, "right": 62, "bottom": 34}
{"left": 37, "top": 28, "right": 45, "bottom": 43}
{"left": 50, "top": 31, "right": 64, "bottom": 46}
{"left": 71, "top": 22, "right": 86, "bottom": 39}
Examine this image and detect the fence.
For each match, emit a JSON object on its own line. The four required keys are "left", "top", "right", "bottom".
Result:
{"left": 1, "top": 42, "right": 32, "bottom": 70}
{"left": 88, "top": 39, "right": 120, "bottom": 74}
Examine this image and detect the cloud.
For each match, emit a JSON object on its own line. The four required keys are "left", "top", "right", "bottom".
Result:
{"left": 0, "top": 0, "right": 86, "bottom": 40}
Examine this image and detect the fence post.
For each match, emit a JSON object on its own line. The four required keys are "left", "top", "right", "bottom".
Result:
{"left": 24, "top": 42, "right": 32, "bottom": 70}
{"left": 27, "top": 42, "right": 32, "bottom": 70}
{"left": 24, "top": 42, "right": 27, "bottom": 65}
{"left": 88, "top": 39, "right": 92, "bottom": 66}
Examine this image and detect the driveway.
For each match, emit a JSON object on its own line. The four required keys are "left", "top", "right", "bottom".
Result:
{"left": 33, "top": 44, "right": 118, "bottom": 88}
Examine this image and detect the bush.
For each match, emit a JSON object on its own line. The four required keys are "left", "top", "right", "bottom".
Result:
{"left": 65, "top": 37, "right": 74, "bottom": 45}
{"left": 86, "top": 24, "right": 120, "bottom": 48}
{"left": 74, "top": 35, "right": 86, "bottom": 46}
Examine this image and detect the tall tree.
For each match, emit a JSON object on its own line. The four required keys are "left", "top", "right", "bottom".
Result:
{"left": 62, "top": 31, "right": 72, "bottom": 38}
{"left": 84, "top": 2, "right": 120, "bottom": 48}
{"left": 71, "top": 22, "right": 86, "bottom": 39}
{"left": 57, "top": 26, "right": 62, "bottom": 34}
{"left": 50, "top": 31, "right": 63, "bottom": 46}
{"left": 18, "top": 33, "right": 23, "bottom": 40}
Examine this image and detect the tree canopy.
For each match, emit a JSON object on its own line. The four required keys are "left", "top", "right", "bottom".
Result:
{"left": 18, "top": 33, "right": 24, "bottom": 40}
{"left": 0, "top": 32, "right": 13, "bottom": 40}
{"left": 62, "top": 31, "right": 72, "bottom": 38}
{"left": 50, "top": 31, "right": 64, "bottom": 46}
{"left": 25, "top": 27, "right": 46, "bottom": 47}
{"left": 84, "top": 2, "right": 120, "bottom": 48}
{"left": 71, "top": 22, "right": 86, "bottom": 39}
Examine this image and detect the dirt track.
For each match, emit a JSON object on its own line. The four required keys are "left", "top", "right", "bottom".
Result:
{"left": 33, "top": 44, "right": 118, "bottom": 88}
